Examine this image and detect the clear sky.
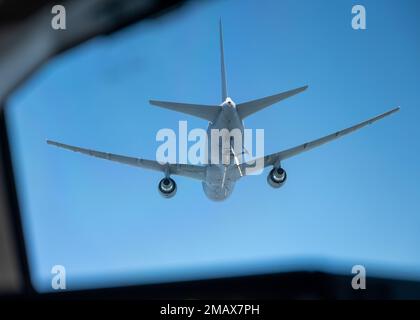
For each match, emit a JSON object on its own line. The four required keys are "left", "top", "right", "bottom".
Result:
{"left": 5, "top": 0, "right": 420, "bottom": 292}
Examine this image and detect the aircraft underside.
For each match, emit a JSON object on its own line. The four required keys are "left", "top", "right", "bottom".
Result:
{"left": 202, "top": 164, "right": 238, "bottom": 201}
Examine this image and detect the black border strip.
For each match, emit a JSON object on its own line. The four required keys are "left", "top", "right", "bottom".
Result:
{"left": 0, "top": 108, "right": 35, "bottom": 296}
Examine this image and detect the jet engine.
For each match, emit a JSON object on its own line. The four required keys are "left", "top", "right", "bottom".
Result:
{"left": 158, "top": 177, "right": 177, "bottom": 198}
{"left": 267, "top": 167, "right": 287, "bottom": 188}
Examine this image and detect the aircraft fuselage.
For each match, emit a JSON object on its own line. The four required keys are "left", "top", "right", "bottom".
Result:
{"left": 202, "top": 98, "right": 244, "bottom": 201}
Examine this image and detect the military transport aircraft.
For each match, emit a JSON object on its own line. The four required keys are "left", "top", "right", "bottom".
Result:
{"left": 47, "top": 20, "right": 399, "bottom": 201}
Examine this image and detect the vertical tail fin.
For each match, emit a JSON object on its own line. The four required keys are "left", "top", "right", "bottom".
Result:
{"left": 219, "top": 18, "right": 228, "bottom": 102}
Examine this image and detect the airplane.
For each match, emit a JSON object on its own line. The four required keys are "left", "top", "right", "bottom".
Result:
{"left": 47, "top": 20, "right": 400, "bottom": 201}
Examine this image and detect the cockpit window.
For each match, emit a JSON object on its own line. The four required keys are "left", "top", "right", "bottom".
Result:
{"left": 4, "top": 0, "right": 420, "bottom": 292}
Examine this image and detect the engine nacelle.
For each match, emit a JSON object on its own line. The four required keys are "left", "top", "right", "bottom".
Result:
{"left": 267, "top": 167, "right": 287, "bottom": 188}
{"left": 158, "top": 177, "right": 177, "bottom": 198}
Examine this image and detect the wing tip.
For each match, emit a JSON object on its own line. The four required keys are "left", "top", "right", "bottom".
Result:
{"left": 298, "top": 85, "right": 309, "bottom": 93}
{"left": 293, "top": 85, "right": 309, "bottom": 94}
{"left": 46, "top": 140, "right": 65, "bottom": 149}
{"left": 385, "top": 106, "right": 400, "bottom": 116}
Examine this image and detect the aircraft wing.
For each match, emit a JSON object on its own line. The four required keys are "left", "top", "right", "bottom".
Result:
{"left": 46, "top": 140, "right": 206, "bottom": 181}
{"left": 243, "top": 107, "right": 400, "bottom": 170}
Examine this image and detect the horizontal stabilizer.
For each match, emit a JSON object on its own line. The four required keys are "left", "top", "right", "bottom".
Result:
{"left": 236, "top": 85, "right": 308, "bottom": 119}
{"left": 149, "top": 100, "right": 221, "bottom": 122}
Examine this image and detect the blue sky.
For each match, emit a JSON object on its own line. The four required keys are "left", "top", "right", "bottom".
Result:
{"left": 5, "top": 0, "right": 420, "bottom": 292}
